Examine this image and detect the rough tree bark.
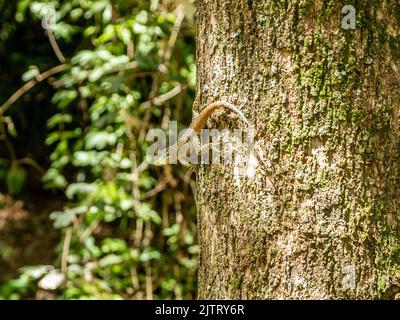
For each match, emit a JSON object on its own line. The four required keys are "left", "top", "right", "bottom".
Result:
{"left": 195, "top": 0, "right": 400, "bottom": 299}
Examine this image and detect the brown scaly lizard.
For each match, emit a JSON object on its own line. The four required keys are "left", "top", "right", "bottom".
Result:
{"left": 154, "top": 97, "right": 257, "bottom": 168}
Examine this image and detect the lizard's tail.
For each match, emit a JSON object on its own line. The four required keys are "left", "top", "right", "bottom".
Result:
{"left": 218, "top": 101, "right": 251, "bottom": 127}
{"left": 192, "top": 101, "right": 251, "bottom": 133}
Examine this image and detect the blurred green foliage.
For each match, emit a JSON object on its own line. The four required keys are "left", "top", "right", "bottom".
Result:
{"left": 0, "top": 0, "right": 197, "bottom": 299}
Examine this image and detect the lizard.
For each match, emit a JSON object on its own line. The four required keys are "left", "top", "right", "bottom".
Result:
{"left": 153, "top": 97, "right": 270, "bottom": 172}
{"left": 153, "top": 98, "right": 250, "bottom": 166}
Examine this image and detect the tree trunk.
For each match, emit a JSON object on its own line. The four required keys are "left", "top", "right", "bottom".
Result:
{"left": 195, "top": 0, "right": 400, "bottom": 299}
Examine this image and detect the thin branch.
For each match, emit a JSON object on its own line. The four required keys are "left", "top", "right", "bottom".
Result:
{"left": 130, "top": 150, "right": 145, "bottom": 248}
{"left": 142, "top": 180, "right": 167, "bottom": 199}
{"left": 47, "top": 29, "right": 66, "bottom": 63}
{"left": 132, "top": 160, "right": 149, "bottom": 179}
{"left": 79, "top": 217, "right": 101, "bottom": 242}
{"left": 114, "top": 60, "right": 139, "bottom": 72}
{"left": 139, "top": 84, "right": 186, "bottom": 110}
{"left": 16, "top": 157, "right": 46, "bottom": 174}
{"left": 130, "top": 267, "right": 140, "bottom": 292}
{"left": 145, "top": 265, "right": 153, "bottom": 300}
{"left": 0, "top": 122, "right": 17, "bottom": 164}
{"left": 163, "top": 4, "right": 185, "bottom": 64}
{"left": 61, "top": 229, "right": 72, "bottom": 274}
{"left": 0, "top": 64, "right": 68, "bottom": 115}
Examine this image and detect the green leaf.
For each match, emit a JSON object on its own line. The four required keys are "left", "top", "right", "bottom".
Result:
{"left": 101, "top": 239, "right": 128, "bottom": 254}
{"left": 66, "top": 183, "right": 97, "bottom": 199}
{"left": 47, "top": 114, "right": 73, "bottom": 129}
{"left": 22, "top": 66, "right": 39, "bottom": 82}
{"left": 136, "top": 203, "right": 161, "bottom": 224}
{"left": 72, "top": 151, "right": 99, "bottom": 167}
{"left": 103, "top": 4, "right": 112, "bottom": 23}
{"left": 85, "top": 131, "right": 117, "bottom": 150}
{"left": 88, "top": 68, "right": 104, "bottom": 82}
{"left": 99, "top": 254, "right": 123, "bottom": 267}
{"left": 42, "top": 168, "right": 67, "bottom": 189}
{"left": 72, "top": 50, "right": 96, "bottom": 66}
{"left": 51, "top": 90, "right": 78, "bottom": 109}
{"left": 139, "top": 248, "right": 161, "bottom": 262}
{"left": 118, "top": 27, "right": 132, "bottom": 44}
{"left": 6, "top": 167, "right": 26, "bottom": 195}
{"left": 163, "top": 223, "right": 180, "bottom": 237}
{"left": 50, "top": 211, "right": 74, "bottom": 229}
